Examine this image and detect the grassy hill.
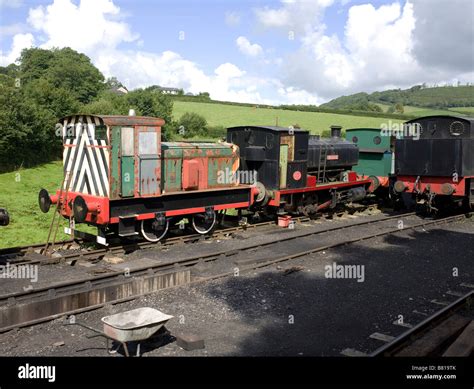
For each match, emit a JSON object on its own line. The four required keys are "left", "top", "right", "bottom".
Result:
{"left": 173, "top": 101, "right": 403, "bottom": 136}
{"left": 321, "top": 85, "right": 474, "bottom": 115}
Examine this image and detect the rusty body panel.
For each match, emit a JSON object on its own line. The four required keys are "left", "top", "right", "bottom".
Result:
{"left": 60, "top": 114, "right": 165, "bottom": 128}
{"left": 161, "top": 142, "right": 239, "bottom": 193}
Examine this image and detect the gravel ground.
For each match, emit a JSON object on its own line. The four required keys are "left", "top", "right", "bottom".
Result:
{"left": 1, "top": 214, "right": 473, "bottom": 357}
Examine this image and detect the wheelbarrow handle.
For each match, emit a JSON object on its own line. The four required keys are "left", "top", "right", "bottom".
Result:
{"left": 64, "top": 321, "right": 106, "bottom": 338}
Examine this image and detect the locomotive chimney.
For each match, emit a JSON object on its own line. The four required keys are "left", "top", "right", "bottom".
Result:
{"left": 330, "top": 125, "right": 342, "bottom": 139}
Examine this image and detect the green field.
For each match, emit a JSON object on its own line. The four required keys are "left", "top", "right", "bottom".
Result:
{"left": 173, "top": 101, "right": 403, "bottom": 134}
{"left": 0, "top": 162, "right": 72, "bottom": 248}
{"left": 449, "top": 107, "right": 474, "bottom": 116}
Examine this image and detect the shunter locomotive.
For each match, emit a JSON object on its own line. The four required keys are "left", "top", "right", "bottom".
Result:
{"left": 39, "top": 114, "right": 257, "bottom": 244}
{"left": 39, "top": 114, "right": 371, "bottom": 244}
{"left": 393, "top": 115, "right": 474, "bottom": 213}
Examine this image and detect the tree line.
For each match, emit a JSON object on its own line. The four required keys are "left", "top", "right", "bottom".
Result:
{"left": 0, "top": 47, "right": 216, "bottom": 172}
{"left": 321, "top": 84, "right": 474, "bottom": 112}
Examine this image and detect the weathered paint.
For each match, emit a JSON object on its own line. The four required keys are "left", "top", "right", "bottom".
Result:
{"left": 161, "top": 142, "right": 239, "bottom": 192}
{"left": 60, "top": 114, "right": 165, "bottom": 128}
{"left": 137, "top": 126, "right": 161, "bottom": 196}
{"left": 61, "top": 115, "right": 237, "bottom": 201}
{"left": 162, "top": 157, "right": 182, "bottom": 192}
{"left": 121, "top": 156, "right": 135, "bottom": 196}
{"left": 279, "top": 144, "right": 288, "bottom": 188}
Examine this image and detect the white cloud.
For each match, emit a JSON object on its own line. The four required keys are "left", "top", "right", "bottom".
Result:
{"left": 27, "top": 0, "right": 138, "bottom": 53}
{"left": 268, "top": 0, "right": 474, "bottom": 100}
{"left": 236, "top": 36, "right": 263, "bottom": 57}
{"left": 0, "top": 33, "right": 34, "bottom": 65}
{"left": 412, "top": 0, "right": 474, "bottom": 73}
{"left": 93, "top": 49, "right": 270, "bottom": 104}
{"left": 214, "top": 63, "right": 245, "bottom": 79}
{"left": 277, "top": 86, "right": 322, "bottom": 105}
{"left": 255, "top": 0, "right": 334, "bottom": 34}
{"left": 268, "top": 1, "right": 419, "bottom": 97}
{"left": 225, "top": 11, "right": 241, "bottom": 27}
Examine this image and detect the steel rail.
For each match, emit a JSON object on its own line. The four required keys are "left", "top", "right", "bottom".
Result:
{"left": 2, "top": 211, "right": 467, "bottom": 333}
{"left": 0, "top": 211, "right": 415, "bottom": 302}
{"left": 370, "top": 291, "right": 473, "bottom": 357}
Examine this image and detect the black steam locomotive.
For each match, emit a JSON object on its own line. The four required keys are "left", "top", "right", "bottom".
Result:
{"left": 393, "top": 115, "right": 474, "bottom": 212}
{"left": 227, "top": 125, "right": 369, "bottom": 215}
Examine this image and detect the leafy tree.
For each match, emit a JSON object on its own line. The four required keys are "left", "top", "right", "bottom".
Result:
{"left": 0, "top": 78, "right": 59, "bottom": 170}
{"left": 178, "top": 112, "right": 207, "bottom": 138}
{"left": 0, "top": 47, "right": 107, "bottom": 170}
{"left": 83, "top": 88, "right": 175, "bottom": 139}
{"left": 395, "top": 103, "right": 404, "bottom": 114}
{"left": 0, "top": 46, "right": 180, "bottom": 170}
{"left": 197, "top": 92, "right": 210, "bottom": 100}
{"left": 105, "top": 76, "right": 125, "bottom": 90}
{"left": 20, "top": 47, "right": 105, "bottom": 104}
{"left": 126, "top": 89, "right": 174, "bottom": 138}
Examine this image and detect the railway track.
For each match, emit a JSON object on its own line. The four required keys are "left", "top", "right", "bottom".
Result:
{"left": 0, "top": 203, "right": 382, "bottom": 266}
{"left": 370, "top": 291, "right": 474, "bottom": 357}
{"left": 1, "top": 211, "right": 470, "bottom": 333}
{"left": 0, "top": 215, "right": 311, "bottom": 266}
{"left": 0, "top": 239, "right": 76, "bottom": 258}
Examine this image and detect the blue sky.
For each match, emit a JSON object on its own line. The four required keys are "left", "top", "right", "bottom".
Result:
{"left": 1, "top": 0, "right": 473, "bottom": 104}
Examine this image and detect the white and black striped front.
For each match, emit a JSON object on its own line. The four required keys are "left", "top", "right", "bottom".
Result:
{"left": 62, "top": 115, "right": 110, "bottom": 197}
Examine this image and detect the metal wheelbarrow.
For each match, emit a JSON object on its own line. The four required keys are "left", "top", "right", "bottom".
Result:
{"left": 67, "top": 307, "right": 173, "bottom": 357}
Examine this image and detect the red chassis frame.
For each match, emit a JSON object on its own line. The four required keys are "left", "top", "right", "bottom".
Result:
{"left": 395, "top": 175, "right": 472, "bottom": 198}
{"left": 268, "top": 173, "right": 372, "bottom": 207}
{"left": 50, "top": 186, "right": 259, "bottom": 226}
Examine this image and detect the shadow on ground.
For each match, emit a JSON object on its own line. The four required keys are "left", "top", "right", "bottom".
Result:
{"left": 203, "top": 227, "right": 474, "bottom": 356}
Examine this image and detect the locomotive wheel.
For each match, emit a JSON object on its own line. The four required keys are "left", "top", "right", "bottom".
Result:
{"left": 38, "top": 189, "right": 52, "bottom": 213}
{"left": 140, "top": 218, "right": 169, "bottom": 242}
{"left": 191, "top": 211, "right": 217, "bottom": 235}
{"left": 73, "top": 196, "right": 88, "bottom": 223}
{"left": 254, "top": 181, "right": 269, "bottom": 204}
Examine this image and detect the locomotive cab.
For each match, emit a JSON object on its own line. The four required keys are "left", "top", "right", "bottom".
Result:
{"left": 227, "top": 125, "right": 309, "bottom": 196}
